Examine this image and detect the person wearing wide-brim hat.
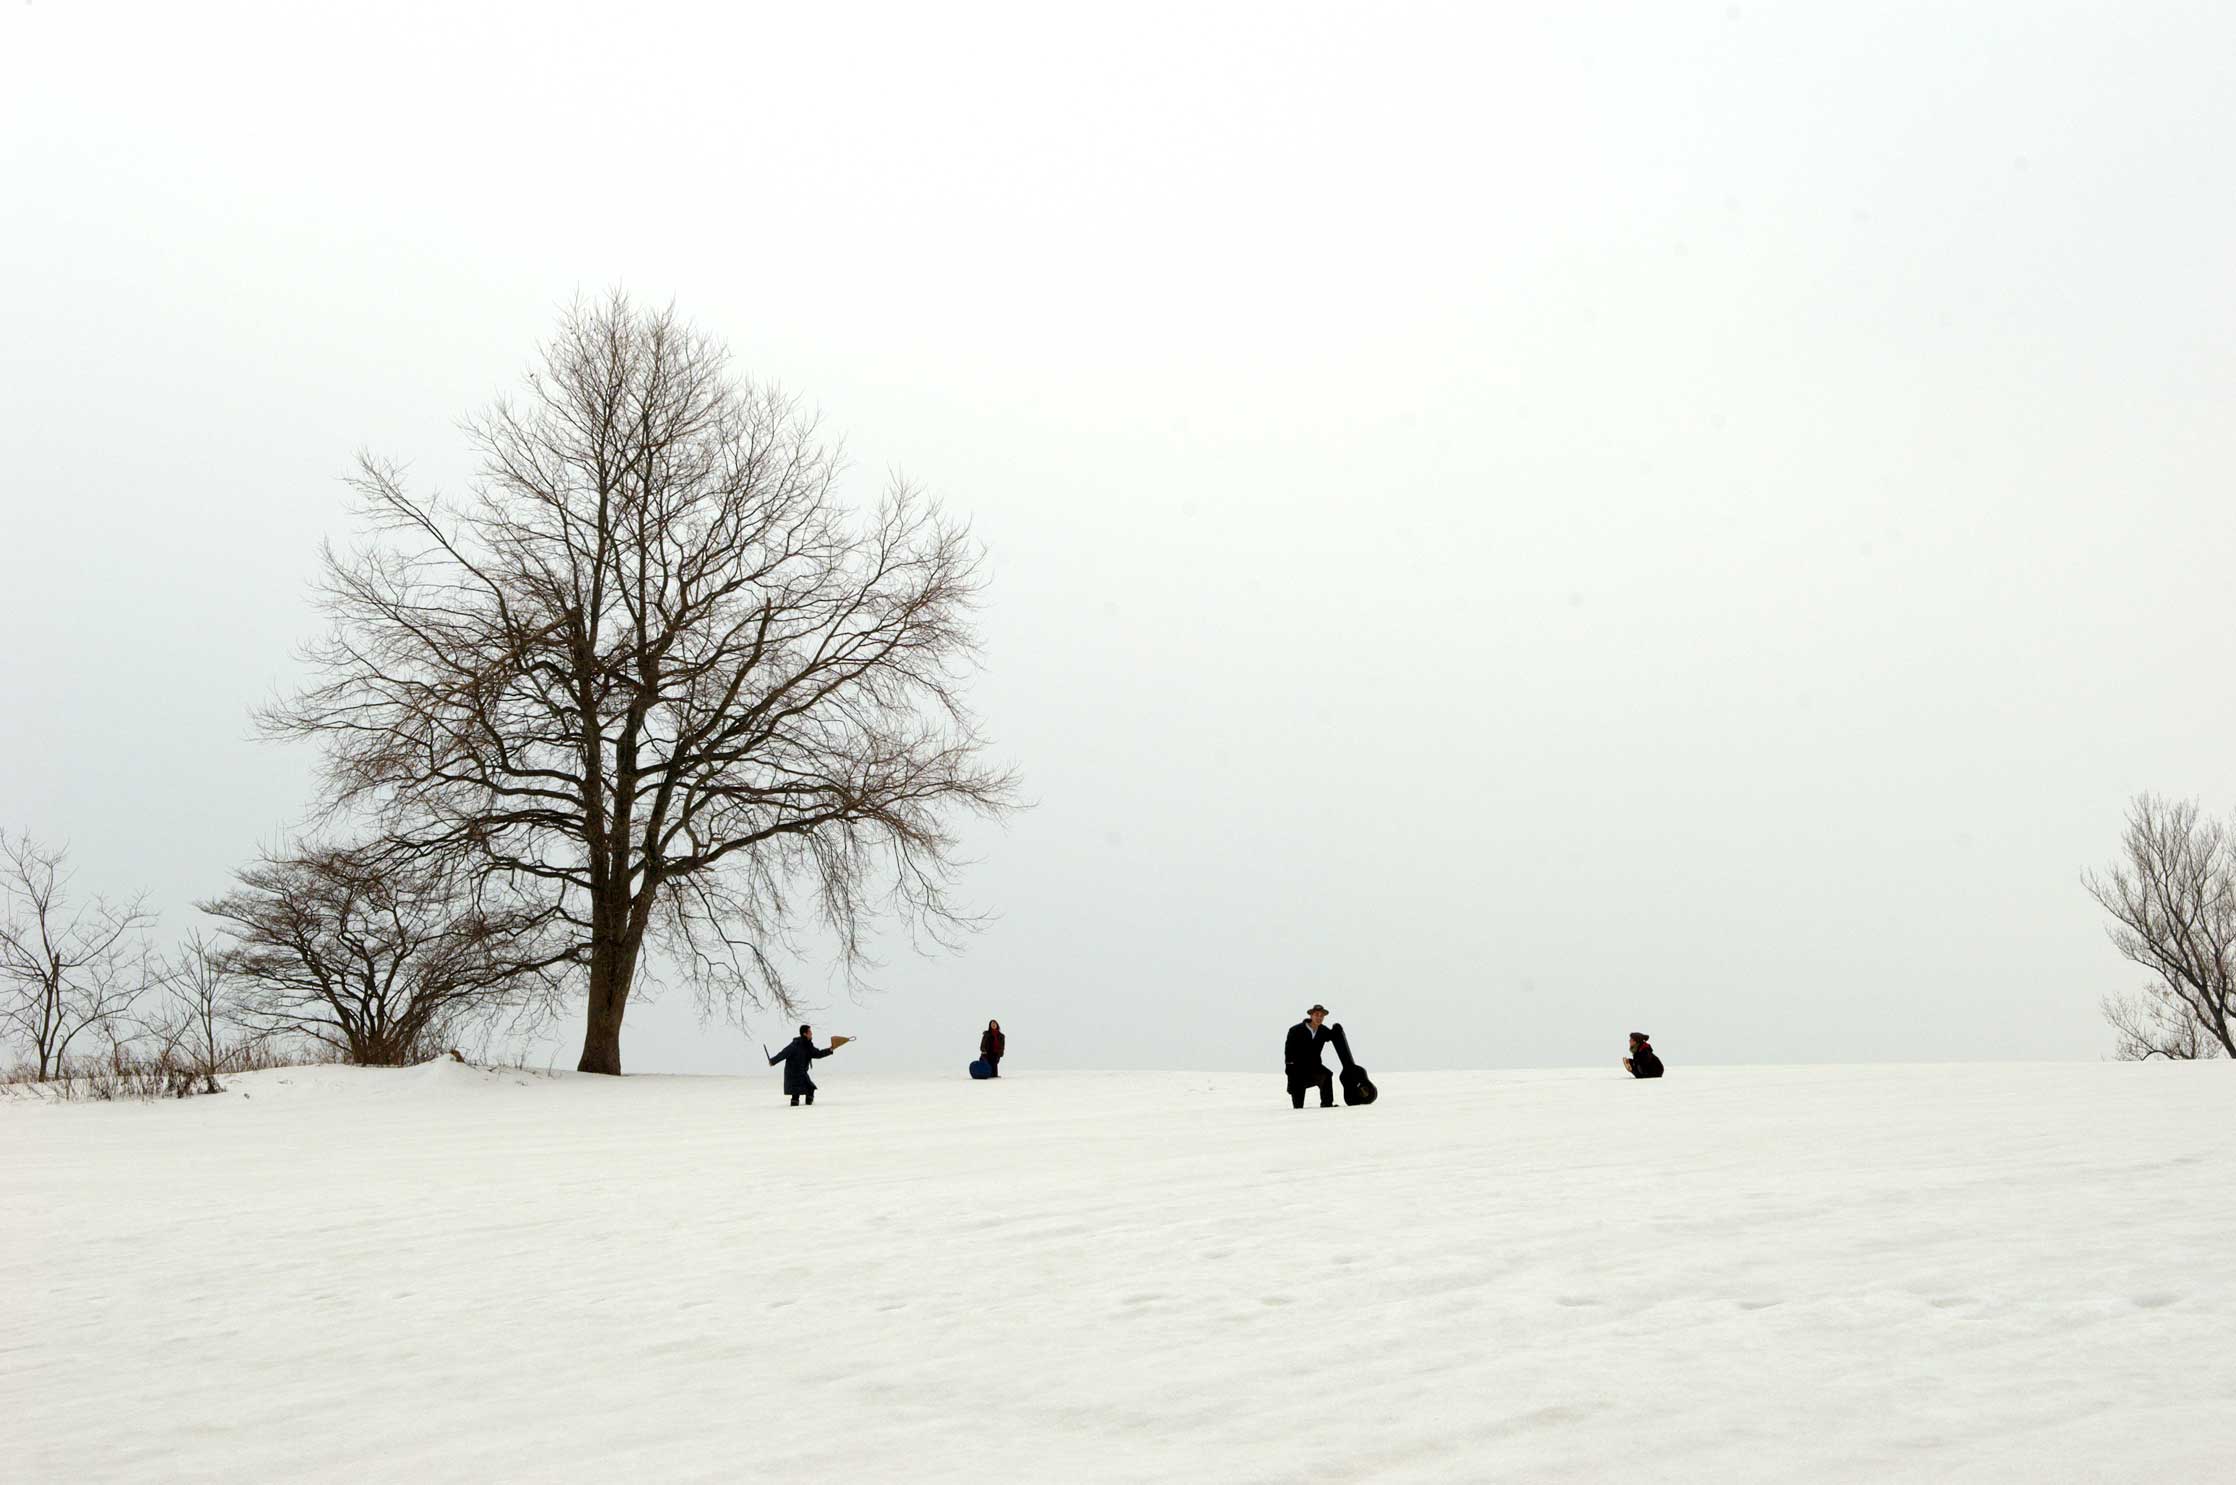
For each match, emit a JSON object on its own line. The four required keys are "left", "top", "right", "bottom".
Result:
{"left": 1283, "top": 1004, "right": 1337, "bottom": 1108}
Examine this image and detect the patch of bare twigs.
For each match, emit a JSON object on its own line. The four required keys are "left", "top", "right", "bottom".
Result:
{"left": 0, "top": 1037, "right": 339, "bottom": 1103}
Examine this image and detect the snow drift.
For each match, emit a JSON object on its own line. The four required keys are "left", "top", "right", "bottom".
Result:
{"left": 5, "top": 1061, "right": 2230, "bottom": 1482}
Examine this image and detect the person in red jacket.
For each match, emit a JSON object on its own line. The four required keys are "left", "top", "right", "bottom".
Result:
{"left": 979, "top": 1019, "right": 1006, "bottom": 1077}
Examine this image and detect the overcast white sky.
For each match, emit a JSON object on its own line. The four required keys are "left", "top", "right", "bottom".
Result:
{"left": 5, "top": 1, "right": 2234, "bottom": 1075}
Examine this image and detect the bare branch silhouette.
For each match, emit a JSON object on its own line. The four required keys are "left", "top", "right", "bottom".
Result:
{"left": 0, "top": 831, "right": 160, "bottom": 1079}
{"left": 201, "top": 844, "right": 570, "bottom": 1067}
{"left": 2084, "top": 795, "right": 2236, "bottom": 1060}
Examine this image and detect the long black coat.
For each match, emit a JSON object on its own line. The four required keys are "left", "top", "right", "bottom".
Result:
{"left": 980, "top": 1027, "right": 1006, "bottom": 1061}
{"left": 1629, "top": 1044, "right": 1665, "bottom": 1079}
{"left": 769, "top": 1036, "right": 832, "bottom": 1095}
{"left": 1284, "top": 1021, "right": 1333, "bottom": 1092}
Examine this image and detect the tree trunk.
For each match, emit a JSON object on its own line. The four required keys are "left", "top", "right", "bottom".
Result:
{"left": 576, "top": 997, "right": 623, "bottom": 1074}
{"left": 576, "top": 941, "right": 631, "bottom": 1075}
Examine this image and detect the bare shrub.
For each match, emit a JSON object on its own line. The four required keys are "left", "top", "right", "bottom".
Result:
{"left": 2084, "top": 794, "right": 2236, "bottom": 1060}
{"left": 156, "top": 931, "right": 239, "bottom": 1094}
{"left": 0, "top": 1029, "right": 334, "bottom": 1102}
{"left": 83, "top": 1033, "right": 189, "bottom": 1101}
{"left": 200, "top": 843, "right": 568, "bottom": 1066}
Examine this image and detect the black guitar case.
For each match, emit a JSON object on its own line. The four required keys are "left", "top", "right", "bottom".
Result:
{"left": 1330, "top": 1022, "right": 1378, "bottom": 1105}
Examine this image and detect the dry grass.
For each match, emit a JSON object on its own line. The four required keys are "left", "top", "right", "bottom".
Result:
{"left": 1, "top": 1037, "right": 343, "bottom": 1103}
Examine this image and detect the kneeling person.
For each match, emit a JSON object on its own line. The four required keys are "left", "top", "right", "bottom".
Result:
{"left": 1623, "top": 1031, "right": 1663, "bottom": 1079}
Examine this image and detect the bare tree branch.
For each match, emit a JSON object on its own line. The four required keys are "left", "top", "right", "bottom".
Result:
{"left": 157, "top": 931, "right": 240, "bottom": 1093}
{"left": 2084, "top": 795, "right": 2236, "bottom": 1061}
{"left": 199, "top": 843, "right": 571, "bottom": 1067}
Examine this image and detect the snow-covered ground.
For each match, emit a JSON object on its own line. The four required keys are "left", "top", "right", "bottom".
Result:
{"left": 6, "top": 1060, "right": 2231, "bottom": 1482}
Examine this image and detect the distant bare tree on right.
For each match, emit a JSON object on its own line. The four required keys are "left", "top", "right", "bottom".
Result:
{"left": 2084, "top": 795, "right": 2236, "bottom": 1060}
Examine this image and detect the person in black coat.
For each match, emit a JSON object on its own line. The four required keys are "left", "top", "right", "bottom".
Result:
{"left": 1623, "top": 1031, "right": 1664, "bottom": 1079}
{"left": 769, "top": 1025, "right": 849, "bottom": 1105}
{"left": 1284, "top": 1004, "right": 1337, "bottom": 1108}
{"left": 979, "top": 1019, "right": 1006, "bottom": 1077}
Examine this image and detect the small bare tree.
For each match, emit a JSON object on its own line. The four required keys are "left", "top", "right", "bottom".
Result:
{"left": 2084, "top": 794, "right": 2236, "bottom": 1060}
{"left": 0, "top": 830, "right": 159, "bottom": 1079}
{"left": 262, "top": 293, "right": 1019, "bottom": 1074}
{"left": 200, "top": 845, "right": 568, "bottom": 1066}
{"left": 159, "top": 931, "right": 238, "bottom": 1093}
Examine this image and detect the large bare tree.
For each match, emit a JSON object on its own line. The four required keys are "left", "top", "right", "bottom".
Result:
{"left": 264, "top": 294, "right": 1018, "bottom": 1073}
{"left": 0, "top": 830, "right": 160, "bottom": 1079}
{"left": 2084, "top": 794, "right": 2235, "bottom": 1060}
{"left": 201, "top": 844, "right": 568, "bottom": 1066}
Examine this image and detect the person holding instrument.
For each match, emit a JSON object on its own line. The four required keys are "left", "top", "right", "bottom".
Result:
{"left": 768, "top": 1024, "right": 851, "bottom": 1106}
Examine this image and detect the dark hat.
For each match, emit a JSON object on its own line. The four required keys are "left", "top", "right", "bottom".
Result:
{"left": 1629, "top": 1031, "right": 1650, "bottom": 1040}
{"left": 1307, "top": 1004, "right": 1329, "bottom": 1016}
